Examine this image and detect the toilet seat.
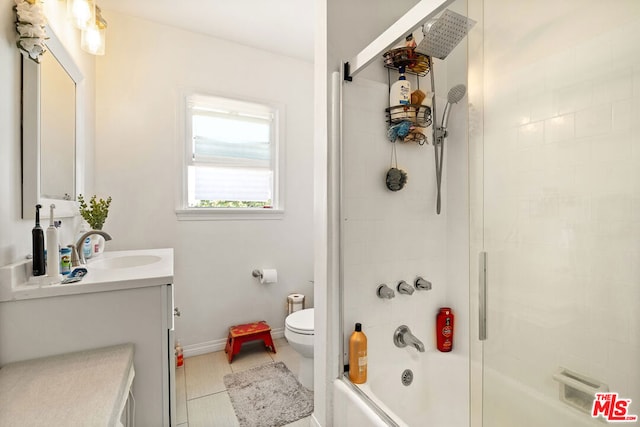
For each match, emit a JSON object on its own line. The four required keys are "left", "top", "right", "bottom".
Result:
{"left": 285, "top": 308, "right": 314, "bottom": 335}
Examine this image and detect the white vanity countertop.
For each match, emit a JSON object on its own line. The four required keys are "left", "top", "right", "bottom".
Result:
{"left": 0, "top": 343, "right": 134, "bottom": 426}
{"left": 0, "top": 248, "right": 173, "bottom": 302}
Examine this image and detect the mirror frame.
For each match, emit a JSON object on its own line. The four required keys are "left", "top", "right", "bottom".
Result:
{"left": 22, "top": 24, "right": 85, "bottom": 219}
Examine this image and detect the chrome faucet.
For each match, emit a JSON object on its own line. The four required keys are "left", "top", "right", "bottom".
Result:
{"left": 397, "top": 280, "right": 415, "bottom": 295}
{"left": 376, "top": 284, "right": 395, "bottom": 299}
{"left": 415, "top": 276, "right": 432, "bottom": 291}
{"left": 394, "top": 325, "right": 425, "bottom": 352}
{"left": 75, "top": 230, "right": 112, "bottom": 265}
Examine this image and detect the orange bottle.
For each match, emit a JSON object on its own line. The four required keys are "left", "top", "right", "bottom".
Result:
{"left": 348, "top": 323, "right": 367, "bottom": 384}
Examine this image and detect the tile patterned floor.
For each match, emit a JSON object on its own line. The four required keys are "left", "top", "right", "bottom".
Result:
{"left": 175, "top": 337, "right": 309, "bottom": 427}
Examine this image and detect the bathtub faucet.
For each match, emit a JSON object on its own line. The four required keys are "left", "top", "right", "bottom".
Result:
{"left": 393, "top": 325, "right": 425, "bottom": 352}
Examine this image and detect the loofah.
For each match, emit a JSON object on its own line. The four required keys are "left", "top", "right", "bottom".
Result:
{"left": 387, "top": 121, "right": 413, "bottom": 142}
{"left": 386, "top": 167, "right": 408, "bottom": 191}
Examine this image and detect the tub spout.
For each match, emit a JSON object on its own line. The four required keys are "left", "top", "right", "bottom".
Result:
{"left": 393, "top": 325, "right": 425, "bottom": 352}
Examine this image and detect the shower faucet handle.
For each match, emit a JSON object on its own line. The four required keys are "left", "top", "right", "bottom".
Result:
{"left": 377, "top": 284, "right": 395, "bottom": 299}
{"left": 397, "top": 280, "right": 415, "bottom": 295}
{"left": 415, "top": 277, "right": 432, "bottom": 291}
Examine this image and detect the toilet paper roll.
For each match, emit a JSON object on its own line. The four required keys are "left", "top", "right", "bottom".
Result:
{"left": 287, "top": 293, "right": 305, "bottom": 314}
{"left": 288, "top": 293, "right": 304, "bottom": 303}
{"left": 259, "top": 269, "right": 278, "bottom": 284}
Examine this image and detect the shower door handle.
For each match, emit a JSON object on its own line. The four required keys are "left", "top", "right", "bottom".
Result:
{"left": 479, "top": 251, "right": 487, "bottom": 341}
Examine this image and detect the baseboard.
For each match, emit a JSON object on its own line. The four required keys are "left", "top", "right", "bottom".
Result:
{"left": 183, "top": 327, "right": 285, "bottom": 358}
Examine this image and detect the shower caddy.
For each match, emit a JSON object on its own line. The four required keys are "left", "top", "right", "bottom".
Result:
{"left": 343, "top": 7, "right": 475, "bottom": 214}
{"left": 383, "top": 46, "right": 433, "bottom": 145}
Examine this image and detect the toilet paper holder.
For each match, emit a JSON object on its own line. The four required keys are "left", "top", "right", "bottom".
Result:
{"left": 252, "top": 268, "right": 278, "bottom": 284}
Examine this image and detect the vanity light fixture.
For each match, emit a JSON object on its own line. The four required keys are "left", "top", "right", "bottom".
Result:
{"left": 67, "top": 0, "right": 95, "bottom": 30}
{"left": 65, "top": 0, "right": 107, "bottom": 55}
{"left": 80, "top": 6, "right": 107, "bottom": 55}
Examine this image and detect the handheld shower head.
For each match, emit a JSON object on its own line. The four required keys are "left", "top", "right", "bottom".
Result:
{"left": 441, "top": 84, "right": 467, "bottom": 130}
{"left": 432, "top": 84, "right": 467, "bottom": 215}
{"left": 447, "top": 84, "right": 467, "bottom": 104}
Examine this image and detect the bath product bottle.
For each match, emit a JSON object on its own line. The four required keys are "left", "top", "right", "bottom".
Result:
{"left": 175, "top": 342, "right": 184, "bottom": 367}
{"left": 348, "top": 323, "right": 367, "bottom": 384}
{"left": 405, "top": 34, "right": 417, "bottom": 49}
{"left": 82, "top": 237, "right": 92, "bottom": 260}
{"left": 436, "top": 307, "right": 454, "bottom": 352}
{"left": 32, "top": 204, "right": 46, "bottom": 276}
{"left": 389, "top": 66, "right": 411, "bottom": 107}
{"left": 389, "top": 66, "right": 411, "bottom": 121}
{"left": 60, "top": 247, "right": 72, "bottom": 275}
{"left": 46, "top": 204, "right": 60, "bottom": 277}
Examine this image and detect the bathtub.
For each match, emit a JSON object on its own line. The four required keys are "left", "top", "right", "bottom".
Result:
{"left": 334, "top": 351, "right": 469, "bottom": 427}
{"left": 334, "top": 351, "right": 607, "bottom": 427}
{"left": 483, "top": 367, "right": 606, "bottom": 427}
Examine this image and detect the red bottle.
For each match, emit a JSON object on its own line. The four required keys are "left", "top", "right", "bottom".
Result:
{"left": 176, "top": 342, "right": 184, "bottom": 367}
{"left": 436, "top": 307, "right": 454, "bottom": 352}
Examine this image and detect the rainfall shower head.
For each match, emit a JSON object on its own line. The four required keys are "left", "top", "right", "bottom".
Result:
{"left": 441, "top": 84, "right": 467, "bottom": 130}
{"left": 416, "top": 9, "right": 476, "bottom": 60}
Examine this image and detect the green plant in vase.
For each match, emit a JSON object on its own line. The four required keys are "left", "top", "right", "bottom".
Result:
{"left": 78, "top": 194, "right": 112, "bottom": 230}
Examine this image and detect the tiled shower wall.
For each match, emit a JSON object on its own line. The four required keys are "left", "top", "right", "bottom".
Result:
{"left": 482, "top": 0, "right": 640, "bottom": 420}
{"left": 340, "top": 52, "right": 470, "bottom": 423}
{"left": 341, "top": 78, "right": 450, "bottom": 363}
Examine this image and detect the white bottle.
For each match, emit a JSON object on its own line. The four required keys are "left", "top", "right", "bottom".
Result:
{"left": 389, "top": 66, "right": 411, "bottom": 120}
{"left": 46, "top": 204, "right": 60, "bottom": 278}
{"left": 83, "top": 237, "right": 92, "bottom": 260}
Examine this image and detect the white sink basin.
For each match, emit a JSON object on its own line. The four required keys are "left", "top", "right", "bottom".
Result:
{"left": 0, "top": 248, "right": 174, "bottom": 302}
{"left": 90, "top": 255, "right": 162, "bottom": 269}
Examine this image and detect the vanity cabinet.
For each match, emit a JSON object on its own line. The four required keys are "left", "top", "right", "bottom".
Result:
{"left": 0, "top": 283, "right": 175, "bottom": 426}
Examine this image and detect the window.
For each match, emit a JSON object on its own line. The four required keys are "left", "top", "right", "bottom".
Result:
{"left": 178, "top": 94, "right": 283, "bottom": 219}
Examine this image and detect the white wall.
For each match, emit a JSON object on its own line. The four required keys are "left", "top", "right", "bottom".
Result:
{"left": 0, "top": 6, "right": 27, "bottom": 266}
{"left": 340, "top": 74, "right": 450, "bottom": 403}
{"left": 94, "top": 12, "right": 314, "bottom": 353}
{"left": 0, "top": 3, "right": 95, "bottom": 267}
{"left": 481, "top": 0, "right": 640, "bottom": 423}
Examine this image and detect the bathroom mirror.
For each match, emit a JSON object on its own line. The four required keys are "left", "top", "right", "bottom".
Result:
{"left": 22, "top": 25, "right": 84, "bottom": 219}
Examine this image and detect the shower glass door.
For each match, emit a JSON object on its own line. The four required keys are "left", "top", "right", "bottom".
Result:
{"left": 477, "top": 0, "right": 640, "bottom": 425}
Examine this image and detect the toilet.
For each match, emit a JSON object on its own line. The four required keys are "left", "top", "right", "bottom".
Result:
{"left": 284, "top": 308, "right": 314, "bottom": 389}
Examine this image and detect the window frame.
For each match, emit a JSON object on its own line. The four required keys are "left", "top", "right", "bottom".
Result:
{"left": 176, "top": 92, "right": 285, "bottom": 221}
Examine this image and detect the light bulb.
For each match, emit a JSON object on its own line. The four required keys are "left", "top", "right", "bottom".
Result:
{"left": 81, "top": 24, "right": 105, "bottom": 55}
{"left": 67, "top": 0, "right": 95, "bottom": 30}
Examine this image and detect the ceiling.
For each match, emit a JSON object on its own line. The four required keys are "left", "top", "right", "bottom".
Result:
{"left": 97, "top": 0, "right": 315, "bottom": 61}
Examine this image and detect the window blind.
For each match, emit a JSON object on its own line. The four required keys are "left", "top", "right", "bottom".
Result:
{"left": 186, "top": 95, "right": 276, "bottom": 206}
{"left": 190, "top": 166, "right": 273, "bottom": 202}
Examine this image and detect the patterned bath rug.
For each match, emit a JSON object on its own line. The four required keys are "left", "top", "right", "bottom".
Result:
{"left": 223, "top": 361, "right": 313, "bottom": 427}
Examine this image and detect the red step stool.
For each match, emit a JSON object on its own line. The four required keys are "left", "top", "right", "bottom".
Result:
{"left": 224, "top": 320, "right": 276, "bottom": 363}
